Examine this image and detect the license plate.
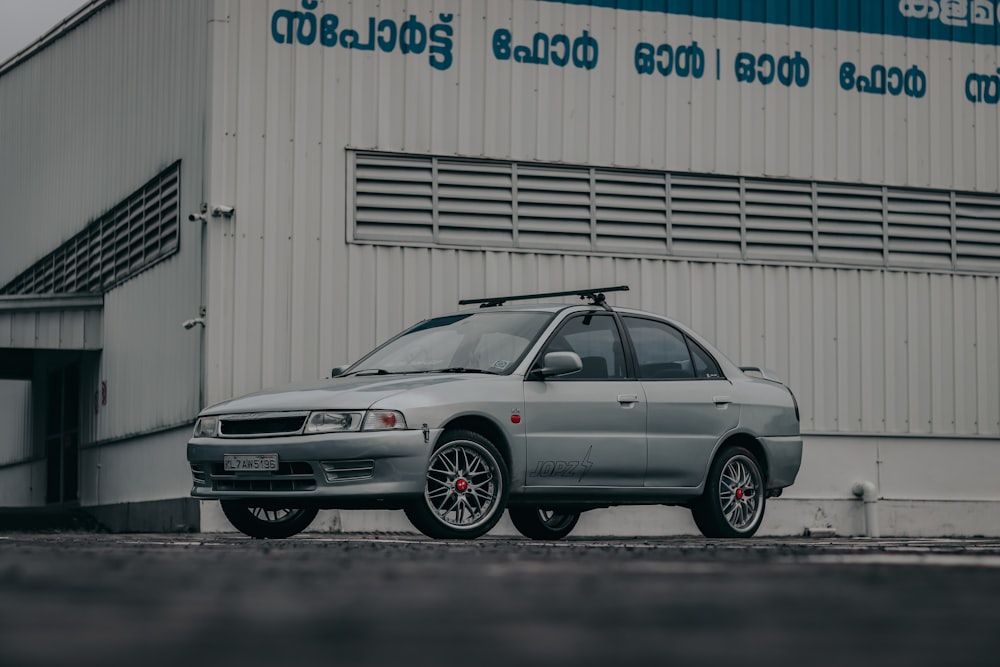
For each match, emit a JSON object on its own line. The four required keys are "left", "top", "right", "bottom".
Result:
{"left": 224, "top": 454, "right": 279, "bottom": 472}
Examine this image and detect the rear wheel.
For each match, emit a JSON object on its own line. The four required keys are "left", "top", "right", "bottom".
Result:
{"left": 405, "top": 430, "right": 509, "bottom": 540}
{"left": 691, "top": 445, "right": 765, "bottom": 538}
{"left": 508, "top": 507, "right": 580, "bottom": 540}
{"left": 220, "top": 501, "right": 318, "bottom": 539}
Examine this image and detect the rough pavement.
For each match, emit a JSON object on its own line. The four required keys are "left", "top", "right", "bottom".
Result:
{"left": 1, "top": 534, "right": 999, "bottom": 667}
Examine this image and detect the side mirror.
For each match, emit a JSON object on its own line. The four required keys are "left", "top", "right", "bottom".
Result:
{"left": 533, "top": 351, "right": 583, "bottom": 379}
{"left": 330, "top": 365, "right": 349, "bottom": 378}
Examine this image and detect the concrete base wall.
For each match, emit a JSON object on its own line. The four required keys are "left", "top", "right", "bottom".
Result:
{"left": 0, "top": 460, "right": 46, "bottom": 506}
{"left": 79, "top": 426, "right": 194, "bottom": 506}
{"left": 88, "top": 497, "right": 199, "bottom": 533}
{"left": 3, "top": 430, "right": 998, "bottom": 536}
{"left": 197, "top": 497, "right": 1000, "bottom": 538}
{"left": 198, "top": 432, "right": 1000, "bottom": 538}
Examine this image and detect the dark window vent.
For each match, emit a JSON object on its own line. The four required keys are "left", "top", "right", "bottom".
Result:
{"left": 1, "top": 161, "right": 181, "bottom": 295}
{"left": 350, "top": 151, "right": 1000, "bottom": 273}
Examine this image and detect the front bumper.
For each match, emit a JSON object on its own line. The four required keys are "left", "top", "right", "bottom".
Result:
{"left": 759, "top": 435, "right": 803, "bottom": 489}
{"left": 187, "top": 428, "right": 439, "bottom": 507}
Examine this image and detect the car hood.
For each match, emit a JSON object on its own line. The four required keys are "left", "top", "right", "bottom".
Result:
{"left": 200, "top": 374, "right": 483, "bottom": 415}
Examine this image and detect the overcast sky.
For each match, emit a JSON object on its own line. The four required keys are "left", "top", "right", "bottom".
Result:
{"left": 0, "top": 0, "right": 87, "bottom": 64}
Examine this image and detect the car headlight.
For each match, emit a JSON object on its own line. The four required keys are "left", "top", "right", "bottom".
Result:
{"left": 193, "top": 416, "right": 219, "bottom": 438}
{"left": 363, "top": 410, "right": 407, "bottom": 431}
{"left": 305, "top": 411, "right": 364, "bottom": 433}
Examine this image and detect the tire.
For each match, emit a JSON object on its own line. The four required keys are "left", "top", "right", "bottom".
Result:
{"left": 220, "top": 500, "right": 319, "bottom": 539}
{"left": 691, "top": 445, "right": 766, "bottom": 538}
{"left": 508, "top": 507, "right": 580, "bottom": 540}
{"left": 405, "top": 429, "right": 509, "bottom": 540}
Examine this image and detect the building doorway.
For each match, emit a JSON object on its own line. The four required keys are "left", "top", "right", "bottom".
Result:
{"left": 45, "top": 363, "right": 80, "bottom": 504}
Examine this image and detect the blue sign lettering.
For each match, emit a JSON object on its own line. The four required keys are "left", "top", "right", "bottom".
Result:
{"left": 270, "top": 2, "right": 454, "bottom": 71}
{"left": 492, "top": 28, "right": 599, "bottom": 70}
{"left": 734, "top": 52, "right": 810, "bottom": 88}
{"left": 840, "top": 62, "right": 928, "bottom": 98}
{"left": 965, "top": 70, "right": 1000, "bottom": 103}
{"left": 634, "top": 41, "right": 705, "bottom": 78}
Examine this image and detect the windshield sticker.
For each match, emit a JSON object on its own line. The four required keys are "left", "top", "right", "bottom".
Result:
{"left": 491, "top": 360, "right": 510, "bottom": 370}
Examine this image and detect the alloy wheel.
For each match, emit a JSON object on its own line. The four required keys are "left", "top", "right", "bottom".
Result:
{"left": 424, "top": 440, "right": 502, "bottom": 531}
{"left": 719, "top": 454, "right": 763, "bottom": 532}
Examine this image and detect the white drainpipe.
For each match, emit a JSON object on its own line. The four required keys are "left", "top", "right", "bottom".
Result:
{"left": 852, "top": 481, "right": 880, "bottom": 538}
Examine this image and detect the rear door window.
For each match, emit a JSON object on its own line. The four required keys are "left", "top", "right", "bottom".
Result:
{"left": 622, "top": 317, "right": 694, "bottom": 380}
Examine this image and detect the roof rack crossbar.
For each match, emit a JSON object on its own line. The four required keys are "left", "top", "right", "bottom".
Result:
{"left": 459, "top": 285, "right": 629, "bottom": 310}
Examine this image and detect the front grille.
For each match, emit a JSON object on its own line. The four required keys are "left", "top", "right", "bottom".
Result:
{"left": 209, "top": 461, "right": 317, "bottom": 492}
{"left": 321, "top": 459, "right": 375, "bottom": 482}
{"left": 218, "top": 412, "right": 308, "bottom": 437}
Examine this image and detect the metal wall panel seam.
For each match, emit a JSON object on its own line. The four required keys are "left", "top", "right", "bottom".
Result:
{"left": 230, "top": 0, "right": 266, "bottom": 398}
{"left": 977, "top": 277, "right": 1000, "bottom": 434}
{"left": 951, "top": 276, "right": 976, "bottom": 434}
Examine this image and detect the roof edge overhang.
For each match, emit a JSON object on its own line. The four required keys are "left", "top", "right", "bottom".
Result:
{"left": 0, "top": 0, "right": 115, "bottom": 78}
{"left": 0, "top": 293, "right": 103, "bottom": 351}
{"left": 0, "top": 293, "right": 103, "bottom": 312}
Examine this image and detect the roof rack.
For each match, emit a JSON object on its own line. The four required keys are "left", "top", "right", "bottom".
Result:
{"left": 459, "top": 285, "right": 629, "bottom": 311}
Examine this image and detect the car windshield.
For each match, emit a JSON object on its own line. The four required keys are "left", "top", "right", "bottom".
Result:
{"left": 348, "top": 311, "right": 554, "bottom": 375}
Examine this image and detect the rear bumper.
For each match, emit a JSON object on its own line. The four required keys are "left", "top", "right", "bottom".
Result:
{"left": 759, "top": 435, "right": 802, "bottom": 489}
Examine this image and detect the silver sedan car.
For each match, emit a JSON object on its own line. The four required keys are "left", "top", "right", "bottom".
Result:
{"left": 187, "top": 286, "right": 802, "bottom": 540}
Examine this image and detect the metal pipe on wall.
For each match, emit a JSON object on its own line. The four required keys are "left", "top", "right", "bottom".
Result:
{"left": 852, "top": 480, "right": 880, "bottom": 538}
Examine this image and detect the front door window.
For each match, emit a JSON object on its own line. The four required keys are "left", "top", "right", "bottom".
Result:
{"left": 523, "top": 314, "right": 645, "bottom": 487}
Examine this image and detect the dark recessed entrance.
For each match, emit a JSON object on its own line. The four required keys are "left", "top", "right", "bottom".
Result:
{"left": 46, "top": 362, "right": 80, "bottom": 504}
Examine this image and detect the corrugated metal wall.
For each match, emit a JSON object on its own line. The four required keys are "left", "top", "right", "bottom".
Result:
{"left": 204, "top": 0, "right": 1000, "bottom": 440}
{"left": 0, "top": 380, "right": 32, "bottom": 466}
{"left": 207, "top": 235, "right": 1000, "bottom": 437}
{"left": 2, "top": 1, "right": 206, "bottom": 279}
{"left": 0, "top": 0, "right": 212, "bottom": 442}
{"left": 206, "top": 0, "right": 1000, "bottom": 192}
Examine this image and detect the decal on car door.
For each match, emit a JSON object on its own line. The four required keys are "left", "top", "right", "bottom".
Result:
{"left": 528, "top": 446, "right": 594, "bottom": 483}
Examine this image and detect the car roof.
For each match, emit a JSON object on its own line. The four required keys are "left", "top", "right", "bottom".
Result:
{"left": 455, "top": 302, "right": 680, "bottom": 324}
{"left": 433, "top": 300, "right": 744, "bottom": 377}
{"left": 457, "top": 303, "right": 584, "bottom": 314}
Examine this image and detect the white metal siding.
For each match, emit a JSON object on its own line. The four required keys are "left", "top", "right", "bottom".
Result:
{"left": 208, "top": 234, "right": 1000, "bottom": 439}
{"left": 201, "top": 0, "right": 1000, "bottom": 443}
{"left": 96, "top": 262, "right": 203, "bottom": 442}
{"left": 79, "top": 426, "right": 194, "bottom": 506}
{"left": 0, "top": 298, "right": 103, "bottom": 351}
{"left": 0, "top": 0, "right": 211, "bottom": 441}
{"left": 0, "top": 380, "right": 32, "bottom": 467}
{"left": 211, "top": 1, "right": 1000, "bottom": 190}
{"left": 1, "top": 1, "right": 210, "bottom": 281}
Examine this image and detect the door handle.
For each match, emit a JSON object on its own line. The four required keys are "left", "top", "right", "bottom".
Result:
{"left": 618, "top": 394, "right": 639, "bottom": 405}
{"left": 713, "top": 395, "right": 732, "bottom": 406}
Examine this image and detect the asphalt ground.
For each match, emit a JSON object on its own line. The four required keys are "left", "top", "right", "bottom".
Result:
{"left": 1, "top": 534, "right": 999, "bottom": 667}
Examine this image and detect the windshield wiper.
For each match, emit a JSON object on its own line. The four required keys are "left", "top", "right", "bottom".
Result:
{"left": 342, "top": 368, "right": 394, "bottom": 377}
{"left": 425, "top": 367, "right": 495, "bottom": 374}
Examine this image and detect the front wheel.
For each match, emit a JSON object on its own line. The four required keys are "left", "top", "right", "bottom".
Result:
{"left": 691, "top": 446, "right": 766, "bottom": 538}
{"left": 508, "top": 507, "right": 580, "bottom": 540}
{"left": 405, "top": 430, "right": 509, "bottom": 540}
{"left": 220, "top": 501, "right": 319, "bottom": 539}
